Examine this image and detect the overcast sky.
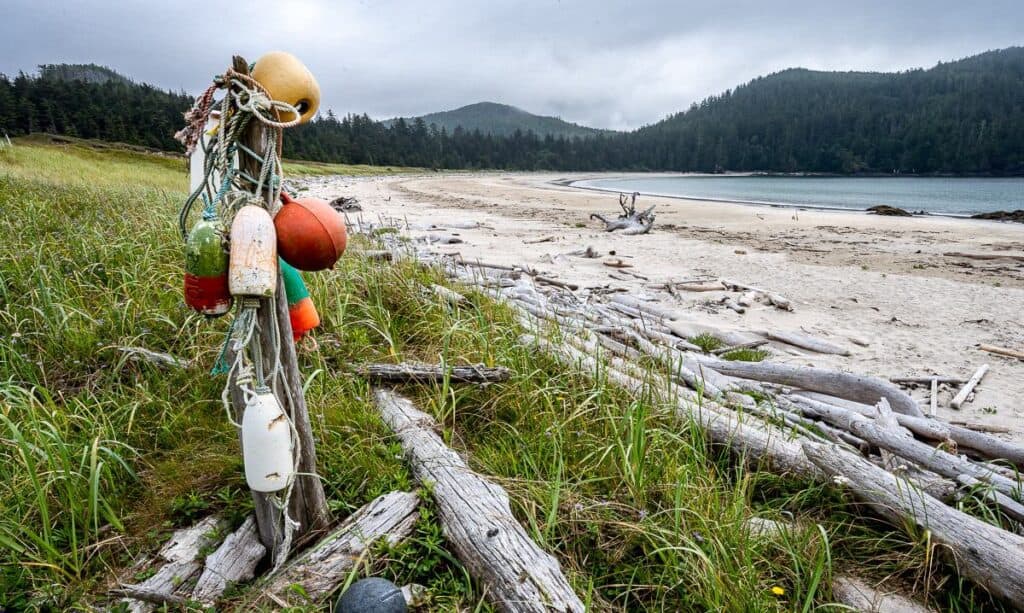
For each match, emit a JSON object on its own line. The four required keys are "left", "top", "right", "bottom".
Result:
{"left": 2, "top": 1, "right": 1021, "bottom": 130}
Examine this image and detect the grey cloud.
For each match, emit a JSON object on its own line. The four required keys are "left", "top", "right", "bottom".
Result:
{"left": 2, "top": 0, "right": 1021, "bottom": 130}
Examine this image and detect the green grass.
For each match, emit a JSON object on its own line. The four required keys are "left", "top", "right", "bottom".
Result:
{"left": 0, "top": 142, "right": 1008, "bottom": 611}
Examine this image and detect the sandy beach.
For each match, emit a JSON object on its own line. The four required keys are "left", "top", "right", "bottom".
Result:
{"left": 302, "top": 172, "right": 1024, "bottom": 437}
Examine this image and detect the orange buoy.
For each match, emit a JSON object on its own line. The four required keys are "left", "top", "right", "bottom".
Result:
{"left": 280, "top": 258, "right": 320, "bottom": 340}
{"left": 251, "top": 51, "right": 320, "bottom": 124}
{"left": 275, "top": 192, "right": 347, "bottom": 271}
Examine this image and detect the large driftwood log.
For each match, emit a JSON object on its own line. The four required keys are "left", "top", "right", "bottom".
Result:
{"left": 355, "top": 362, "right": 511, "bottom": 384}
{"left": 720, "top": 279, "right": 793, "bottom": 311}
{"left": 838, "top": 411, "right": 1022, "bottom": 497}
{"left": 264, "top": 491, "right": 420, "bottom": 603}
{"left": 691, "top": 357, "right": 924, "bottom": 417}
{"left": 590, "top": 192, "right": 656, "bottom": 235}
{"left": 192, "top": 515, "right": 266, "bottom": 604}
{"left": 804, "top": 441, "right": 1024, "bottom": 605}
{"left": 374, "top": 389, "right": 585, "bottom": 613}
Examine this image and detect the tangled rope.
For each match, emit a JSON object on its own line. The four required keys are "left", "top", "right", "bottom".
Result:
{"left": 178, "top": 64, "right": 304, "bottom": 571}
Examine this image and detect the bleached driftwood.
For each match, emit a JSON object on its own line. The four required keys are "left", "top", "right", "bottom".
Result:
{"left": 829, "top": 407, "right": 1022, "bottom": 497}
{"left": 712, "top": 340, "right": 770, "bottom": 355}
{"left": 979, "top": 344, "right": 1024, "bottom": 361}
{"left": 760, "top": 330, "right": 850, "bottom": 356}
{"left": 951, "top": 364, "right": 989, "bottom": 409}
{"left": 891, "top": 376, "right": 967, "bottom": 385}
{"left": 356, "top": 362, "right": 511, "bottom": 384}
{"left": 114, "top": 516, "right": 228, "bottom": 609}
{"left": 192, "top": 515, "right": 265, "bottom": 604}
{"left": 831, "top": 575, "right": 934, "bottom": 613}
{"left": 785, "top": 394, "right": 1024, "bottom": 467}
{"left": 264, "top": 491, "right": 420, "bottom": 603}
{"left": 930, "top": 377, "right": 939, "bottom": 416}
{"left": 374, "top": 389, "right": 585, "bottom": 613}
{"left": 720, "top": 278, "right": 793, "bottom": 311}
{"left": 432, "top": 283, "right": 467, "bottom": 306}
{"left": 804, "top": 441, "right": 1024, "bottom": 605}
{"left": 590, "top": 192, "right": 656, "bottom": 235}
{"left": 690, "top": 357, "right": 924, "bottom": 417}
{"left": 117, "top": 346, "right": 191, "bottom": 370}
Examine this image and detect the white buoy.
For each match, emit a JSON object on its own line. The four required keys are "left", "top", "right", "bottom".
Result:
{"left": 229, "top": 205, "right": 278, "bottom": 297}
{"left": 241, "top": 389, "right": 293, "bottom": 492}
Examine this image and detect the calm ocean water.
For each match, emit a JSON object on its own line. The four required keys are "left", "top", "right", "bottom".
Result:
{"left": 571, "top": 176, "right": 1024, "bottom": 216}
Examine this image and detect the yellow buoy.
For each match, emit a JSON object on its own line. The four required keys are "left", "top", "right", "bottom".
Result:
{"left": 251, "top": 51, "right": 320, "bottom": 124}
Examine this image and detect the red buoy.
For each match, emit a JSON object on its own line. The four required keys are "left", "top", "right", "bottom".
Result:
{"left": 275, "top": 192, "right": 347, "bottom": 271}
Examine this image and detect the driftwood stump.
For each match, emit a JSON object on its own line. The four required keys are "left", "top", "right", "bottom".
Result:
{"left": 229, "top": 55, "right": 329, "bottom": 554}
{"left": 590, "top": 192, "right": 655, "bottom": 234}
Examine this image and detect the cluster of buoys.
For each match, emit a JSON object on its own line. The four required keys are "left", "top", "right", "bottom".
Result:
{"left": 183, "top": 51, "right": 346, "bottom": 345}
{"left": 179, "top": 52, "right": 344, "bottom": 494}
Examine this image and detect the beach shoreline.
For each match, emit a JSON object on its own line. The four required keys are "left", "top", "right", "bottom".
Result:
{"left": 300, "top": 171, "right": 1024, "bottom": 437}
{"left": 562, "top": 175, "right": 1024, "bottom": 220}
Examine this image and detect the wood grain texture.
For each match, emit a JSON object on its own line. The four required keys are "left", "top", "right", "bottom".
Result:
{"left": 264, "top": 490, "right": 420, "bottom": 603}
{"left": 192, "top": 515, "right": 266, "bottom": 604}
{"left": 374, "top": 389, "right": 585, "bottom": 613}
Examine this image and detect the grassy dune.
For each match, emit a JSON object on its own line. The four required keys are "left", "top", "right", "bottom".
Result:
{"left": 0, "top": 141, "right": 1002, "bottom": 610}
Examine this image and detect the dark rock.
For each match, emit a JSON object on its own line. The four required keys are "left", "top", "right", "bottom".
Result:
{"left": 336, "top": 577, "right": 406, "bottom": 613}
{"left": 971, "top": 209, "right": 1024, "bottom": 223}
{"left": 867, "top": 205, "right": 912, "bottom": 217}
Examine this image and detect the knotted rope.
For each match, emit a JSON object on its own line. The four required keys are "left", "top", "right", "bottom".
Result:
{"left": 178, "top": 63, "right": 305, "bottom": 571}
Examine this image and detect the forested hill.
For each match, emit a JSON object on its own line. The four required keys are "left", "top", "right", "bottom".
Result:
{"left": 388, "top": 102, "right": 609, "bottom": 138}
{"left": 632, "top": 47, "right": 1024, "bottom": 174}
{"left": 2, "top": 48, "right": 1023, "bottom": 173}
{"left": 0, "top": 67, "right": 191, "bottom": 150}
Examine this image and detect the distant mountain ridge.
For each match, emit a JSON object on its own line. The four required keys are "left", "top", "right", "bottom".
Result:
{"left": 3, "top": 48, "right": 1022, "bottom": 174}
{"left": 387, "top": 101, "right": 610, "bottom": 138}
{"left": 37, "top": 63, "right": 131, "bottom": 85}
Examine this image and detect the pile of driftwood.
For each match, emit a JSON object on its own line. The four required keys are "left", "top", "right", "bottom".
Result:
{"left": 358, "top": 218, "right": 1024, "bottom": 607}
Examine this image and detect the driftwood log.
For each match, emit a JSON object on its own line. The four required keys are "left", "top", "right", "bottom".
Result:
{"left": 374, "top": 389, "right": 585, "bottom": 613}
{"left": 263, "top": 491, "right": 420, "bottom": 604}
{"left": 784, "top": 394, "right": 1024, "bottom": 467}
{"left": 951, "top": 364, "right": 989, "bottom": 409}
{"left": 192, "top": 515, "right": 266, "bottom": 604}
{"left": 355, "top": 362, "right": 511, "bottom": 384}
{"left": 690, "top": 356, "right": 924, "bottom": 417}
{"left": 590, "top": 192, "right": 656, "bottom": 235}
{"left": 805, "top": 441, "right": 1024, "bottom": 605}
{"left": 361, "top": 216, "right": 1024, "bottom": 604}
{"left": 114, "top": 516, "right": 228, "bottom": 610}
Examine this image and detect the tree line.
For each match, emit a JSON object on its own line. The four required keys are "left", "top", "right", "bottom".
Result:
{"left": 2, "top": 47, "right": 1022, "bottom": 174}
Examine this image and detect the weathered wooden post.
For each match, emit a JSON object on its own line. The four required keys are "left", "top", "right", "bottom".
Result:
{"left": 225, "top": 55, "right": 329, "bottom": 556}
